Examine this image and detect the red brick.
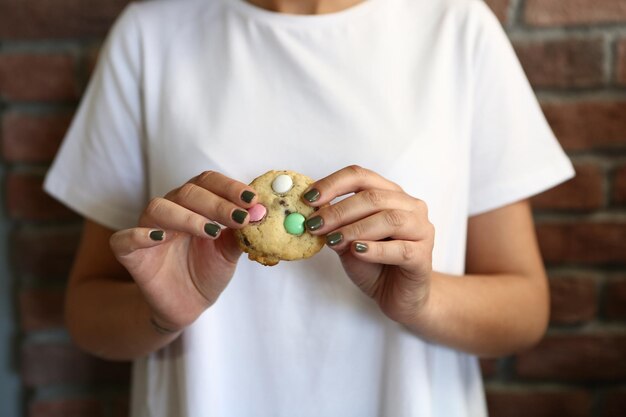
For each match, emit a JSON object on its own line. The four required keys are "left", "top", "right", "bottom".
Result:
{"left": 1, "top": 112, "right": 72, "bottom": 162}
{"left": 21, "top": 343, "right": 130, "bottom": 386}
{"left": 480, "top": 358, "right": 499, "bottom": 378}
{"left": 542, "top": 100, "right": 626, "bottom": 151}
{"left": 525, "top": 0, "right": 626, "bottom": 27}
{"left": 484, "top": 0, "right": 510, "bottom": 24}
{"left": 605, "top": 276, "right": 626, "bottom": 320}
{"left": 485, "top": 388, "right": 592, "bottom": 417}
{"left": 548, "top": 275, "right": 597, "bottom": 324}
{"left": 532, "top": 163, "right": 604, "bottom": 211}
{"left": 113, "top": 394, "right": 130, "bottom": 417}
{"left": 0, "top": 54, "right": 78, "bottom": 101}
{"left": 12, "top": 227, "right": 81, "bottom": 281}
{"left": 19, "top": 289, "right": 65, "bottom": 331}
{"left": 86, "top": 45, "right": 103, "bottom": 78}
{"left": 516, "top": 334, "right": 626, "bottom": 381}
{"left": 613, "top": 165, "right": 626, "bottom": 206}
{"left": 513, "top": 38, "right": 604, "bottom": 88}
{"left": 29, "top": 398, "right": 102, "bottom": 417}
{"left": 536, "top": 221, "right": 626, "bottom": 265}
{"left": 603, "top": 388, "right": 626, "bottom": 417}
{"left": 617, "top": 39, "right": 626, "bottom": 86}
{"left": 6, "top": 172, "right": 77, "bottom": 221}
{"left": 0, "top": 0, "right": 130, "bottom": 39}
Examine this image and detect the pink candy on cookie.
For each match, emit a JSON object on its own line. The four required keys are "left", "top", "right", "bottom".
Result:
{"left": 248, "top": 203, "right": 267, "bottom": 223}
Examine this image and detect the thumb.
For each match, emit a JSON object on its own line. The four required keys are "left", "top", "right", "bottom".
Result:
{"left": 216, "top": 229, "right": 244, "bottom": 265}
{"left": 110, "top": 227, "right": 168, "bottom": 258}
{"left": 337, "top": 251, "right": 384, "bottom": 298}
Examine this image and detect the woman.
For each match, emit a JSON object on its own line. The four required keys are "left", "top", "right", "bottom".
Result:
{"left": 45, "top": 0, "right": 574, "bottom": 415}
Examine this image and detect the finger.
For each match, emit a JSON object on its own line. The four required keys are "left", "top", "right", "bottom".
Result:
{"left": 306, "top": 189, "right": 427, "bottom": 234}
{"left": 325, "top": 209, "right": 430, "bottom": 251}
{"left": 188, "top": 171, "right": 257, "bottom": 207}
{"left": 302, "top": 165, "right": 403, "bottom": 206}
{"left": 110, "top": 227, "right": 168, "bottom": 257}
{"left": 141, "top": 197, "right": 224, "bottom": 237}
{"left": 350, "top": 240, "right": 432, "bottom": 275}
{"left": 164, "top": 183, "right": 250, "bottom": 228}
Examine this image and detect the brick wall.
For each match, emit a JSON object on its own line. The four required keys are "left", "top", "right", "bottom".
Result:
{"left": 0, "top": 0, "right": 625, "bottom": 416}
{"left": 0, "top": 1, "right": 132, "bottom": 415}
{"left": 483, "top": 0, "right": 626, "bottom": 415}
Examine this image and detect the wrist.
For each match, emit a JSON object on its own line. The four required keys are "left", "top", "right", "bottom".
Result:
{"left": 149, "top": 315, "right": 184, "bottom": 335}
{"left": 141, "top": 299, "right": 189, "bottom": 337}
{"left": 396, "top": 272, "right": 439, "bottom": 337}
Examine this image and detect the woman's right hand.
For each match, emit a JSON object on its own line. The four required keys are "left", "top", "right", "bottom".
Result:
{"left": 109, "top": 171, "right": 257, "bottom": 334}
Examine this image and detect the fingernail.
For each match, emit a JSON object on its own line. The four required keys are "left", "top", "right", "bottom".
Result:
{"left": 303, "top": 188, "right": 320, "bottom": 203}
{"left": 149, "top": 230, "right": 164, "bottom": 241}
{"left": 354, "top": 242, "right": 368, "bottom": 253}
{"left": 326, "top": 232, "right": 343, "bottom": 247}
{"left": 241, "top": 190, "right": 255, "bottom": 204}
{"left": 305, "top": 216, "right": 324, "bottom": 231}
{"left": 204, "top": 223, "right": 220, "bottom": 237}
{"left": 232, "top": 209, "right": 248, "bottom": 224}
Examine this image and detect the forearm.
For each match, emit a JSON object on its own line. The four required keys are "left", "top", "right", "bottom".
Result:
{"left": 65, "top": 278, "right": 182, "bottom": 361}
{"left": 406, "top": 271, "right": 549, "bottom": 358}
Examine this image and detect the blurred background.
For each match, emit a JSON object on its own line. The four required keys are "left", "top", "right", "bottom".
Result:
{"left": 0, "top": 0, "right": 625, "bottom": 416}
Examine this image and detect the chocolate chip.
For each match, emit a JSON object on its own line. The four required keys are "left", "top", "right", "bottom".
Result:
{"left": 279, "top": 200, "right": 288, "bottom": 206}
{"left": 243, "top": 236, "right": 252, "bottom": 247}
{"left": 284, "top": 210, "right": 292, "bottom": 216}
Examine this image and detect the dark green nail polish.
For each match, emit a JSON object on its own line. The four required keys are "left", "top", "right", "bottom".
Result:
{"left": 241, "top": 190, "right": 255, "bottom": 204}
{"left": 204, "top": 223, "right": 220, "bottom": 237}
{"left": 232, "top": 209, "right": 248, "bottom": 224}
{"left": 149, "top": 230, "right": 164, "bottom": 241}
{"left": 306, "top": 216, "right": 324, "bottom": 231}
{"left": 303, "top": 188, "right": 320, "bottom": 203}
{"left": 354, "top": 242, "right": 368, "bottom": 253}
{"left": 326, "top": 232, "right": 343, "bottom": 246}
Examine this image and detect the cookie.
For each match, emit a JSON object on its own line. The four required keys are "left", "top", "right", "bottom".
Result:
{"left": 235, "top": 170, "right": 325, "bottom": 266}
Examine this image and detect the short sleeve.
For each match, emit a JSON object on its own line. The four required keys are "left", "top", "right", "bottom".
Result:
{"left": 467, "top": 1, "right": 574, "bottom": 216}
{"left": 44, "top": 3, "right": 147, "bottom": 230}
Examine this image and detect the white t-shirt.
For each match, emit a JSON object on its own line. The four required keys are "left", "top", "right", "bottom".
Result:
{"left": 45, "top": 0, "right": 574, "bottom": 415}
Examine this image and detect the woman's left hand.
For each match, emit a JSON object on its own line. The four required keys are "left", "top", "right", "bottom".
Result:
{"left": 303, "top": 165, "right": 435, "bottom": 325}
